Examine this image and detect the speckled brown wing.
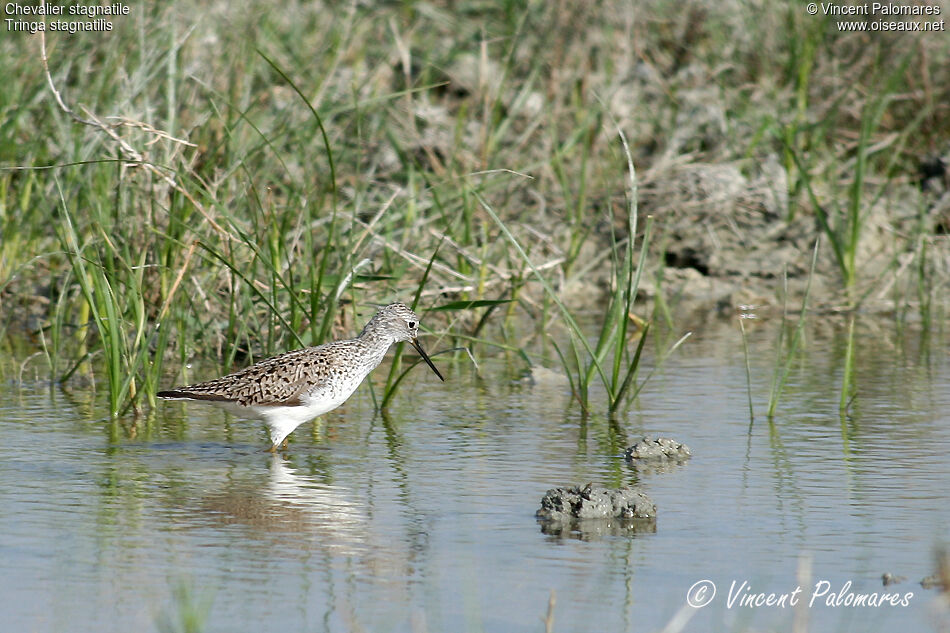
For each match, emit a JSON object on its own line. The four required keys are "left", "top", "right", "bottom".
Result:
{"left": 157, "top": 343, "right": 338, "bottom": 407}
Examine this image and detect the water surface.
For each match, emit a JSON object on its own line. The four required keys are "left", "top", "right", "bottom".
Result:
{"left": 1, "top": 317, "right": 948, "bottom": 632}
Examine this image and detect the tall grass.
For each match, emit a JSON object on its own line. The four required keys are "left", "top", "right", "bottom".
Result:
{"left": 0, "top": 0, "right": 945, "bottom": 420}
{"left": 480, "top": 129, "right": 688, "bottom": 414}
{"left": 783, "top": 49, "right": 928, "bottom": 308}
{"left": 56, "top": 181, "right": 154, "bottom": 416}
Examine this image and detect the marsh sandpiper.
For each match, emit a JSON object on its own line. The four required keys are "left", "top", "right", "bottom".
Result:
{"left": 157, "top": 302, "right": 444, "bottom": 451}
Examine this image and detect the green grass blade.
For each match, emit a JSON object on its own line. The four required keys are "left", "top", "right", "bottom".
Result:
{"left": 766, "top": 238, "right": 820, "bottom": 419}
{"left": 609, "top": 321, "right": 650, "bottom": 415}
{"left": 475, "top": 191, "right": 611, "bottom": 393}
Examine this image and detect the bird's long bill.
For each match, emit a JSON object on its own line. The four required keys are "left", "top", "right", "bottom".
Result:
{"left": 410, "top": 337, "right": 445, "bottom": 382}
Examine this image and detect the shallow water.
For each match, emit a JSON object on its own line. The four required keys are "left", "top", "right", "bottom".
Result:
{"left": 2, "top": 317, "right": 948, "bottom": 632}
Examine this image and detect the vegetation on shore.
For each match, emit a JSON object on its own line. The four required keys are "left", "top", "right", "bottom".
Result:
{"left": 0, "top": 1, "right": 947, "bottom": 416}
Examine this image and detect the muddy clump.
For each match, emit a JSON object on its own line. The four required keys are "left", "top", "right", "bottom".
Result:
{"left": 624, "top": 437, "right": 692, "bottom": 474}
{"left": 625, "top": 437, "right": 691, "bottom": 462}
{"left": 536, "top": 484, "right": 656, "bottom": 538}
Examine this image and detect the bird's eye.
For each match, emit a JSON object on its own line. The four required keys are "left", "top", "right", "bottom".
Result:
{"left": 408, "top": 321, "right": 416, "bottom": 329}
